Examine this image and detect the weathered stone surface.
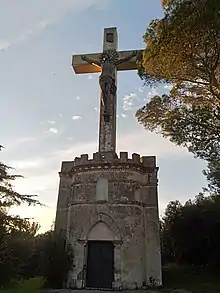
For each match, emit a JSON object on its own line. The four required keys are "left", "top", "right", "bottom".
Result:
{"left": 55, "top": 151, "right": 162, "bottom": 290}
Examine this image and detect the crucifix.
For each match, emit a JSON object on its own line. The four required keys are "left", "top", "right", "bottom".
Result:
{"left": 72, "top": 27, "right": 143, "bottom": 153}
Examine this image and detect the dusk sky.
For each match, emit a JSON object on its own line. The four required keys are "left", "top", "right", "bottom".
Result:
{"left": 0, "top": 0, "right": 207, "bottom": 232}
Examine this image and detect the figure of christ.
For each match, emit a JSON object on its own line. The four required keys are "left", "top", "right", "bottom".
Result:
{"left": 81, "top": 50, "right": 138, "bottom": 122}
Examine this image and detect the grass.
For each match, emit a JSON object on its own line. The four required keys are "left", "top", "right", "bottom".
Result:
{"left": 0, "top": 277, "right": 46, "bottom": 293}
{"left": 163, "top": 264, "right": 220, "bottom": 293}
{"left": 1, "top": 267, "right": 220, "bottom": 293}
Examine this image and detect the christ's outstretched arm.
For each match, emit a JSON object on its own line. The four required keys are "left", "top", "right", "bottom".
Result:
{"left": 115, "top": 50, "right": 138, "bottom": 66}
{"left": 81, "top": 55, "right": 101, "bottom": 69}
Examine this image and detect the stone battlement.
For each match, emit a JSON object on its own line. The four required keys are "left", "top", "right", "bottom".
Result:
{"left": 61, "top": 152, "right": 156, "bottom": 173}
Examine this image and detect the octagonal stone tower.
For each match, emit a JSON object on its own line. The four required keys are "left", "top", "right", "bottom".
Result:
{"left": 55, "top": 27, "right": 162, "bottom": 290}
{"left": 55, "top": 151, "right": 162, "bottom": 289}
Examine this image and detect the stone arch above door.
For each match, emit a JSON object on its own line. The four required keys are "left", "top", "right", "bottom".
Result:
{"left": 88, "top": 221, "right": 114, "bottom": 241}
{"left": 79, "top": 213, "right": 121, "bottom": 242}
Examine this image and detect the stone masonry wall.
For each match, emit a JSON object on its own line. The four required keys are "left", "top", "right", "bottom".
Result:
{"left": 54, "top": 161, "right": 74, "bottom": 236}
{"left": 67, "top": 203, "right": 145, "bottom": 289}
{"left": 55, "top": 152, "right": 162, "bottom": 289}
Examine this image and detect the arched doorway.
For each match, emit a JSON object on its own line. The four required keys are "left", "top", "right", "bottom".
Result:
{"left": 86, "top": 221, "right": 114, "bottom": 289}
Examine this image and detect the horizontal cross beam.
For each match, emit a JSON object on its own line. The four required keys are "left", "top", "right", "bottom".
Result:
{"left": 72, "top": 50, "right": 144, "bottom": 74}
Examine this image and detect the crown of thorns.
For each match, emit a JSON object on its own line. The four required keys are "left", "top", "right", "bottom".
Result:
{"left": 100, "top": 50, "right": 119, "bottom": 63}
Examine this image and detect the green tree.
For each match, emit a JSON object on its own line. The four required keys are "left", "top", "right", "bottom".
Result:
{"left": 138, "top": 0, "right": 220, "bottom": 102}
{"left": 0, "top": 146, "right": 40, "bottom": 211}
{"left": 136, "top": 96, "right": 220, "bottom": 162}
{"left": 136, "top": 0, "right": 220, "bottom": 188}
{"left": 0, "top": 146, "right": 72, "bottom": 288}
{"left": 204, "top": 160, "right": 220, "bottom": 194}
{"left": 26, "top": 231, "right": 73, "bottom": 288}
{"left": 161, "top": 194, "right": 220, "bottom": 268}
{"left": 0, "top": 145, "right": 41, "bottom": 285}
{"left": 0, "top": 214, "right": 40, "bottom": 285}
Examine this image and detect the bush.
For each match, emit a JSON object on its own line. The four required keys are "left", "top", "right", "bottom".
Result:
{"left": 27, "top": 231, "right": 73, "bottom": 289}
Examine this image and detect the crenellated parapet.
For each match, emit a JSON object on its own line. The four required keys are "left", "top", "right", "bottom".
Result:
{"left": 60, "top": 161, "right": 75, "bottom": 175}
{"left": 62, "top": 152, "right": 158, "bottom": 176}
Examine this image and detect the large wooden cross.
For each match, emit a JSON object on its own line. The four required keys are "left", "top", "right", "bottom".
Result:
{"left": 72, "top": 27, "right": 143, "bottom": 153}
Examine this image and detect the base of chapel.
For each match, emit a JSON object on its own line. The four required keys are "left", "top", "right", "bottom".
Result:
{"left": 55, "top": 151, "right": 162, "bottom": 290}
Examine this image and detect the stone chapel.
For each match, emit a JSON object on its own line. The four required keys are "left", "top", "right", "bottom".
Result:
{"left": 54, "top": 27, "right": 162, "bottom": 290}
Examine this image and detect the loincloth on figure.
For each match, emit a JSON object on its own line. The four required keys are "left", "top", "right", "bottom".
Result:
{"left": 99, "top": 75, "right": 116, "bottom": 97}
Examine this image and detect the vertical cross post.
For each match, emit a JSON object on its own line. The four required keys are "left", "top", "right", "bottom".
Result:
{"left": 72, "top": 27, "right": 143, "bottom": 154}
{"left": 99, "top": 27, "right": 118, "bottom": 153}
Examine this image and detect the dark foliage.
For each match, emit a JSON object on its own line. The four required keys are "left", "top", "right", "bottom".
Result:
{"left": 161, "top": 194, "right": 220, "bottom": 269}
{"left": 0, "top": 147, "right": 72, "bottom": 288}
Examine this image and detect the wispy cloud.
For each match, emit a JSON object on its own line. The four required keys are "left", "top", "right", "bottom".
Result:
{"left": 75, "top": 96, "right": 81, "bottom": 101}
{"left": 2, "top": 137, "right": 37, "bottom": 152}
{"left": 123, "top": 93, "right": 138, "bottom": 111}
{"left": 0, "top": 19, "right": 51, "bottom": 51}
{"left": 72, "top": 115, "right": 83, "bottom": 121}
{"left": 15, "top": 20, "right": 51, "bottom": 44}
{"left": 0, "top": 40, "right": 10, "bottom": 51}
{"left": 49, "top": 127, "right": 58, "bottom": 134}
{"left": 9, "top": 159, "right": 44, "bottom": 171}
{"left": 0, "top": 0, "right": 109, "bottom": 51}
{"left": 47, "top": 120, "right": 56, "bottom": 125}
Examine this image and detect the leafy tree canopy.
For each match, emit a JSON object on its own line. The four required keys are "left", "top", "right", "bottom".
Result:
{"left": 137, "top": 0, "right": 220, "bottom": 190}
{"left": 0, "top": 145, "right": 43, "bottom": 285}
{"left": 138, "top": 0, "right": 220, "bottom": 104}
{"left": 0, "top": 145, "right": 41, "bottom": 231}
{"left": 136, "top": 96, "right": 220, "bottom": 161}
